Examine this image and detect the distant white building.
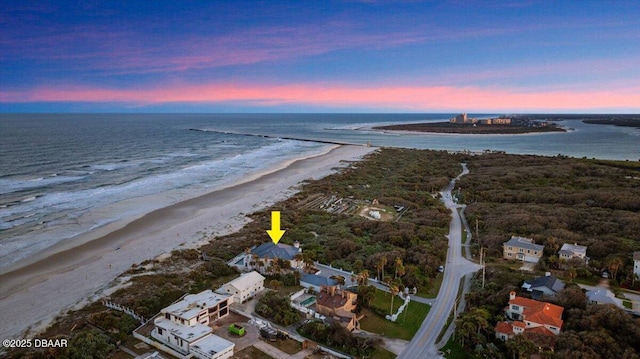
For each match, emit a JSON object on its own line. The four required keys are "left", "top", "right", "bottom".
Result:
{"left": 217, "top": 271, "right": 265, "bottom": 303}
{"left": 634, "top": 252, "right": 640, "bottom": 278}
{"left": 161, "top": 290, "right": 230, "bottom": 326}
{"left": 558, "top": 243, "right": 589, "bottom": 264}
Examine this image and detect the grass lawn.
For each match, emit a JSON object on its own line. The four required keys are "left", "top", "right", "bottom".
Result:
{"left": 440, "top": 338, "right": 471, "bottom": 359}
{"left": 232, "top": 346, "right": 274, "bottom": 359}
{"left": 370, "top": 347, "right": 398, "bottom": 359}
{"left": 360, "top": 289, "right": 431, "bottom": 340}
{"left": 266, "top": 338, "right": 303, "bottom": 355}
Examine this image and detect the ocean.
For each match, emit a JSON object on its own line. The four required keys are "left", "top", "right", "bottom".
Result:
{"left": 1, "top": 113, "right": 638, "bottom": 268}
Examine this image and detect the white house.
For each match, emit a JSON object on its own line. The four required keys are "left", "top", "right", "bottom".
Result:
{"left": 634, "top": 251, "right": 640, "bottom": 278}
{"left": 161, "top": 290, "right": 230, "bottom": 326}
{"left": 558, "top": 243, "right": 589, "bottom": 264}
{"left": 151, "top": 318, "right": 234, "bottom": 359}
{"left": 217, "top": 271, "right": 265, "bottom": 303}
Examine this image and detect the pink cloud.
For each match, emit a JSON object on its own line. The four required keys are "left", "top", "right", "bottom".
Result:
{"left": 2, "top": 82, "right": 639, "bottom": 111}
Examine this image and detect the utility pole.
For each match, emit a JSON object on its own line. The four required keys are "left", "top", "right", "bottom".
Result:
{"left": 481, "top": 247, "right": 486, "bottom": 290}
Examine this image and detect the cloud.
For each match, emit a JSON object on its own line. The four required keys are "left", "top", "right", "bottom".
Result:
{"left": 2, "top": 82, "right": 638, "bottom": 112}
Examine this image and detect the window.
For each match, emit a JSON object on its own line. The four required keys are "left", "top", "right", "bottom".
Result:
{"left": 512, "top": 305, "right": 520, "bottom": 311}
{"left": 508, "top": 253, "right": 512, "bottom": 257}
{"left": 508, "top": 246, "right": 512, "bottom": 250}
{"left": 158, "top": 328, "right": 163, "bottom": 335}
{"left": 519, "top": 248, "right": 524, "bottom": 253}
{"left": 527, "top": 249, "right": 530, "bottom": 254}
{"left": 534, "top": 251, "right": 538, "bottom": 255}
{"left": 165, "top": 313, "right": 170, "bottom": 320}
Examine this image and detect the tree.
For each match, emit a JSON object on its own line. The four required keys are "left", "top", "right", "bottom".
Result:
{"left": 607, "top": 257, "right": 624, "bottom": 281}
{"left": 389, "top": 284, "right": 399, "bottom": 315}
{"left": 293, "top": 270, "right": 301, "bottom": 285}
{"left": 357, "top": 269, "right": 369, "bottom": 286}
{"left": 455, "top": 307, "right": 490, "bottom": 348}
{"left": 377, "top": 256, "right": 388, "bottom": 281}
{"left": 269, "top": 279, "right": 283, "bottom": 290}
{"left": 505, "top": 334, "right": 537, "bottom": 359}
{"left": 394, "top": 257, "right": 405, "bottom": 279}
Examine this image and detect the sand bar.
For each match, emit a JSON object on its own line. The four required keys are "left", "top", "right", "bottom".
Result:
{"left": 0, "top": 144, "right": 376, "bottom": 340}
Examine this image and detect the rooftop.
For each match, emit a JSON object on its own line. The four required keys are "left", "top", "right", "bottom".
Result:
{"left": 522, "top": 274, "right": 565, "bottom": 293}
{"left": 559, "top": 243, "right": 587, "bottom": 256}
{"left": 162, "top": 290, "right": 230, "bottom": 320}
{"left": 154, "top": 317, "right": 211, "bottom": 342}
{"left": 634, "top": 251, "right": 640, "bottom": 261}
{"left": 301, "top": 273, "right": 338, "bottom": 287}
{"left": 252, "top": 242, "right": 300, "bottom": 261}
{"left": 504, "top": 236, "right": 545, "bottom": 251}
{"left": 509, "top": 294, "right": 564, "bottom": 328}
{"left": 190, "top": 333, "right": 234, "bottom": 356}
{"left": 223, "top": 271, "right": 265, "bottom": 292}
{"left": 316, "top": 286, "right": 356, "bottom": 310}
{"left": 586, "top": 289, "right": 624, "bottom": 308}
{"left": 495, "top": 321, "right": 514, "bottom": 335}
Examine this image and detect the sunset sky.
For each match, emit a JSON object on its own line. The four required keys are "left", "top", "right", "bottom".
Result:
{"left": 1, "top": 1, "right": 639, "bottom": 113}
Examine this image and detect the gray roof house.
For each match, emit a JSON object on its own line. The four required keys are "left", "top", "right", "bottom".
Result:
{"left": 521, "top": 273, "right": 565, "bottom": 299}
{"left": 558, "top": 243, "right": 589, "bottom": 263}
{"left": 300, "top": 273, "right": 338, "bottom": 292}
{"left": 586, "top": 288, "right": 624, "bottom": 309}
{"left": 503, "top": 236, "right": 545, "bottom": 263}
{"left": 252, "top": 242, "right": 301, "bottom": 261}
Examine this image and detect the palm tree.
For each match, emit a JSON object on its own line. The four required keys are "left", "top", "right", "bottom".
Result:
{"left": 357, "top": 269, "right": 369, "bottom": 286}
{"left": 377, "top": 256, "right": 388, "bottom": 281}
{"left": 394, "top": 257, "right": 405, "bottom": 279}
{"left": 607, "top": 257, "right": 624, "bottom": 280}
{"left": 389, "top": 284, "right": 399, "bottom": 315}
{"left": 293, "top": 270, "right": 301, "bottom": 285}
{"left": 294, "top": 253, "right": 304, "bottom": 269}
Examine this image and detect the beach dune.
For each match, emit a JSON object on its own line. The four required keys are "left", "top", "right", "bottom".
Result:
{"left": 0, "top": 144, "right": 376, "bottom": 340}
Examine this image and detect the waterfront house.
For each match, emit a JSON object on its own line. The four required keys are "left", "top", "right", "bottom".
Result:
{"left": 161, "top": 290, "right": 231, "bottom": 326}
{"left": 634, "top": 251, "right": 640, "bottom": 278}
{"left": 503, "top": 236, "right": 545, "bottom": 263}
{"left": 217, "top": 271, "right": 265, "bottom": 304}
{"left": 151, "top": 289, "right": 235, "bottom": 359}
{"left": 244, "top": 241, "right": 303, "bottom": 274}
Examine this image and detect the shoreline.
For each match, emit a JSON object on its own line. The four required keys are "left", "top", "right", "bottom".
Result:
{"left": 369, "top": 122, "right": 567, "bottom": 136}
{"left": 0, "top": 144, "right": 377, "bottom": 340}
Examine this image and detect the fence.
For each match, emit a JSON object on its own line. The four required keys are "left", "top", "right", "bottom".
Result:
{"left": 102, "top": 301, "right": 145, "bottom": 324}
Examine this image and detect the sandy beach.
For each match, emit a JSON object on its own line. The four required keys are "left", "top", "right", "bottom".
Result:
{"left": 0, "top": 144, "right": 377, "bottom": 340}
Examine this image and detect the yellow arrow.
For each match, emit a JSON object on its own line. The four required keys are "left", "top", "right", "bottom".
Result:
{"left": 266, "top": 211, "right": 285, "bottom": 244}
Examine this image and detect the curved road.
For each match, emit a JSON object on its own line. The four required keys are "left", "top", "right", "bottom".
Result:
{"left": 398, "top": 163, "right": 481, "bottom": 358}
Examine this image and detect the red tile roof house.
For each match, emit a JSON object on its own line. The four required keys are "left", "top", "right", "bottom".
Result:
{"left": 495, "top": 291, "right": 564, "bottom": 341}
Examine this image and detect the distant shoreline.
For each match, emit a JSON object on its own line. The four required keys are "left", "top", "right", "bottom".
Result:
{"left": 372, "top": 121, "right": 566, "bottom": 134}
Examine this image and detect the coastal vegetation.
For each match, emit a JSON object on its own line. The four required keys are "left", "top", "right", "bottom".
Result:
{"left": 9, "top": 147, "right": 640, "bottom": 358}
{"left": 457, "top": 153, "right": 640, "bottom": 288}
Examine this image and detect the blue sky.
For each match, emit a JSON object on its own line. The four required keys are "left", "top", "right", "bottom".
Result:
{"left": 1, "top": 1, "right": 639, "bottom": 112}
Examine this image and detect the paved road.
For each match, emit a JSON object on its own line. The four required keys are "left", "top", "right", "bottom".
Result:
{"left": 398, "top": 164, "right": 482, "bottom": 358}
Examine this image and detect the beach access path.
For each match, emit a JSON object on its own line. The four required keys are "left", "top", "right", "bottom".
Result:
{"left": 0, "top": 145, "right": 376, "bottom": 341}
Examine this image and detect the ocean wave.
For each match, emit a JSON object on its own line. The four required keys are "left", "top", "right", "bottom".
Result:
{"left": 0, "top": 175, "right": 86, "bottom": 195}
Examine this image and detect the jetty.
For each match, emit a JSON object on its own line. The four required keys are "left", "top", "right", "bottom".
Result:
{"left": 189, "top": 128, "right": 367, "bottom": 146}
